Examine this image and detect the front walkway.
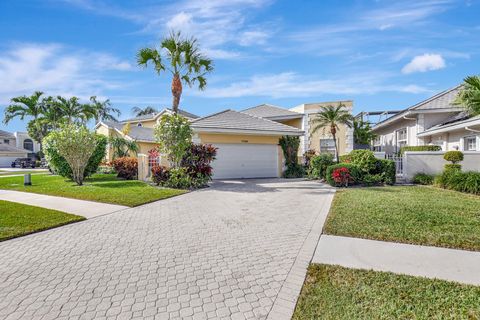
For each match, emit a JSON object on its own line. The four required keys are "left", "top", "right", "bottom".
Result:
{"left": 0, "top": 190, "right": 128, "bottom": 219}
{"left": 0, "top": 179, "right": 335, "bottom": 320}
{"left": 313, "top": 235, "right": 480, "bottom": 286}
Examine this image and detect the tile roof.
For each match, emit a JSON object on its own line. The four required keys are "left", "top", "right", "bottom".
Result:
{"left": 241, "top": 104, "right": 302, "bottom": 119}
{"left": 0, "top": 130, "right": 15, "bottom": 138}
{"left": 0, "top": 144, "right": 29, "bottom": 153}
{"left": 191, "top": 109, "right": 303, "bottom": 135}
{"left": 103, "top": 121, "right": 156, "bottom": 142}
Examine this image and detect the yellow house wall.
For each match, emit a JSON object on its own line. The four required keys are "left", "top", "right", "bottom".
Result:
{"left": 198, "top": 133, "right": 285, "bottom": 177}
{"left": 308, "top": 122, "right": 349, "bottom": 155}
{"left": 278, "top": 118, "right": 302, "bottom": 129}
{"left": 127, "top": 119, "right": 157, "bottom": 128}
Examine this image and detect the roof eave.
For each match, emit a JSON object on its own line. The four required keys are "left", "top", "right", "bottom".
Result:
{"left": 417, "top": 116, "right": 480, "bottom": 137}
{"left": 192, "top": 127, "right": 304, "bottom": 136}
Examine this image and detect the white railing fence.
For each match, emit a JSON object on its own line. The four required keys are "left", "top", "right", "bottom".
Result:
{"left": 386, "top": 154, "right": 404, "bottom": 176}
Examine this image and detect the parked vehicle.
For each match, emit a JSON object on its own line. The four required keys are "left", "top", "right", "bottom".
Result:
{"left": 11, "top": 158, "right": 36, "bottom": 168}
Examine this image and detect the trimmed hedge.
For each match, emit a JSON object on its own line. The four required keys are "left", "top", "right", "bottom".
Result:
{"left": 308, "top": 153, "right": 334, "bottom": 179}
{"left": 413, "top": 173, "right": 435, "bottom": 185}
{"left": 444, "top": 151, "right": 464, "bottom": 164}
{"left": 326, "top": 163, "right": 362, "bottom": 186}
{"left": 400, "top": 145, "right": 441, "bottom": 154}
{"left": 436, "top": 170, "right": 480, "bottom": 195}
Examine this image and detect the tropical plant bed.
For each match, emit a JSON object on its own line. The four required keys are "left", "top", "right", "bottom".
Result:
{"left": 323, "top": 185, "right": 480, "bottom": 251}
{"left": 0, "top": 174, "right": 186, "bottom": 207}
{"left": 0, "top": 200, "right": 84, "bottom": 241}
{"left": 293, "top": 264, "right": 480, "bottom": 320}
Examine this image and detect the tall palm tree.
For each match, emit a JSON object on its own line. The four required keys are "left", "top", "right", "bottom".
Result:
{"left": 131, "top": 106, "right": 158, "bottom": 117}
{"left": 136, "top": 31, "right": 213, "bottom": 113}
{"left": 3, "top": 91, "right": 45, "bottom": 124}
{"left": 89, "top": 96, "right": 121, "bottom": 122}
{"left": 55, "top": 96, "right": 91, "bottom": 124}
{"left": 455, "top": 75, "right": 480, "bottom": 116}
{"left": 311, "top": 104, "right": 353, "bottom": 162}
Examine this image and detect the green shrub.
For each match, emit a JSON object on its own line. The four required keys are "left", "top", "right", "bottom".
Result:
{"left": 399, "top": 145, "right": 442, "bottom": 154}
{"left": 437, "top": 170, "right": 480, "bottom": 195}
{"left": 283, "top": 163, "right": 305, "bottom": 178}
{"left": 308, "top": 153, "right": 334, "bottom": 179}
{"left": 43, "top": 134, "right": 107, "bottom": 180}
{"left": 444, "top": 164, "right": 462, "bottom": 172}
{"left": 349, "top": 150, "right": 377, "bottom": 173}
{"left": 444, "top": 151, "right": 464, "bottom": 164}
{"left": 112, "top": 157, "right": 138, "bottom": 180}
{"left": 326, "top": 163, "right": 362, "bottom": 187}
{"left": 413, "top": 173, "right": 435, "bottom": 185}
{"left": 362, "top": 174, "right": 384, "bottom": 186}
{"left": 374, "top": 159, "right": 396, "bottom": 185}
{"left": 339, "top": 154, "right": 352, "bottom": 163}
{"left": 162, "top": 167, "right": 192, "bottom": 189}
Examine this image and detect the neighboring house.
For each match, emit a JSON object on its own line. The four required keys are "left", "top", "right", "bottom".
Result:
{"left": 243, "top": 101, "right": 354, "bottom": 157}
{"left": 96, "top": 108, "right": 303, "bottom": 179}
{"left": 371, "top": 85, "right": 480, "bottom": 154}
{"left": 0, "top": 130, "right": 40, "bottom": 167}
{"left": 120, "top": 108, "right": 199, "bottom": 128}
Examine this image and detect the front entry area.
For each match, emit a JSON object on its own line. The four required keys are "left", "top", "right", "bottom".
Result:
{"left": 212, "top": 143, "right": 279, "bottom": 179}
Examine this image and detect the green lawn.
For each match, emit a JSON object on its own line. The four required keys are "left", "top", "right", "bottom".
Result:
{"left": 293, "top": 264, "right": 480, "bottom": 320}
{"left": 0, "top": 174, "right": 186, "bottom": 207}
{"left": 323, "top": 186, "right": 480, "bottom": 251}
{"left": 0, "top": 200, "right": 85, "bottom": 241}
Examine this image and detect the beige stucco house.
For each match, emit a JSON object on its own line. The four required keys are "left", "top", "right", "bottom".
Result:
{"left": 371, "top": 85, "right": 480, "bottom": 155}
{"left": 96, "top": 101, "right": 353, "bottom": 179}
{"left": 0, "top": 130, "right": 40, "bottom": 167}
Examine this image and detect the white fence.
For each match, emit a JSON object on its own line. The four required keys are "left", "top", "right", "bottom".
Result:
{"left": 403, "top": 151, "right": 480, "bottom": 182}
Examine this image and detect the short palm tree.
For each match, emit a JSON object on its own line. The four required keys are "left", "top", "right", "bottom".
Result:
{"left": 89, "top": 96, "right": 121, "bottom": 122}
{"left": 455, "top": 75, "right": 480, "bottom": 116}
{"left": 109, "top": 136, "right": 139, "bottom": 159}
{"left": 3, "top": 91, "right": 45, "bottom": 124}
{"left": 136, "top": 31, "right": 213, "bottom": 113}
{"left": 311, "top": 104, "right": 353, "bottom": 162}
{"left": 131, "top": 106, "right": 158, "bottom": 117}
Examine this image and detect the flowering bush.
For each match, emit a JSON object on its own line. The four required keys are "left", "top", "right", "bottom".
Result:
{"left": 332, "top": 167, "right": 352, "bottom": 187}
{"left": 112, "top": 157, "right": 138, "bottom": 180}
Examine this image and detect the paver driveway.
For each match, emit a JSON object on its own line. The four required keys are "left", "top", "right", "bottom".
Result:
{"left": 0, "top": 179, "right": 334, "bottom": 320}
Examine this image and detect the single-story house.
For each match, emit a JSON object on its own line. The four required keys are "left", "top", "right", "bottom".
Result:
{"left": 0, "top": 130, "right": 40, "bottom": 167}
{"left": 371, "top": 85, "right": 480, "bottom": 154}
{"left": 96, "top": 101, "right": 353, "bottom": 179}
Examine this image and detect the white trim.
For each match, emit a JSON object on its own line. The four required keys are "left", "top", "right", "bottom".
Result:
{"left": 417, "top": 116, "right": 480, "bottom": 137}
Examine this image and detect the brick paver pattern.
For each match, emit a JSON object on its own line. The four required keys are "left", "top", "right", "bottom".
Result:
{"left": 0, "top": 179, "right": 331, "bottom": 320}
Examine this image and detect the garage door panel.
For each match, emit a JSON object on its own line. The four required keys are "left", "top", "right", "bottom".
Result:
{"left": 212, "top": 144, "right": 278, "bottom": 179}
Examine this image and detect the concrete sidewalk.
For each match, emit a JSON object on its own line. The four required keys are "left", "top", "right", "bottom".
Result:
{"left": 0, "top": 190, "right": 128, "bottom": 218}
{"left": 313, "top": 235, "right": 480, "bottom": 285}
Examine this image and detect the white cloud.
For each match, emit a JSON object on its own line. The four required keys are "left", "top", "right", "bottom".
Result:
{"left": 200, "top": 72, "right": 430, "bottom": 98}
{"left": 0, "top": 43, "right": 131, "bottom": 104}
{"left": 401, "top": 53, "right": 446, "bottom": 74}
{"left": 238, "top": 30, "right": 270, "bottom": 46}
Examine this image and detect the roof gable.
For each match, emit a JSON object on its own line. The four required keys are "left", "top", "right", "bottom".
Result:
{"left": 121, "top": 108, "right": 199, "bottom": 123}
{"left": 241, "top": 104, "right": 302, "bottom": 119}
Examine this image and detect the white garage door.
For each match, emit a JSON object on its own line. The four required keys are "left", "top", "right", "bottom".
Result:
{"left": 0, "top": 156, "right": 21, "bottom": 168}
{"left": 212, "top": 143, "right": 279, "bottom": 179}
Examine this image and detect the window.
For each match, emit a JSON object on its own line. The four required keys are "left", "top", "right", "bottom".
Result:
{"left": 396, "top": 128, "right": 407, "bottom": 150}
{"left": 464, "top": 136, "right": 477, "bottom": 151}
{"left": 3, "top": 139, "right": 9, "bottom": 144}
{"left": 320, "top": 138, "right": 336, "bottom": 155}
{"left": 23, "top": 139, "right": 34, "bottom": 151}
{"left": 137, "top": 123, "right": 143, "bottom": 127}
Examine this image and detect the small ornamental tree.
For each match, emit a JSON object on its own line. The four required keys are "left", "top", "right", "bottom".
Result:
{"left": 154, "top": 114, "right": 193, "bottom": 168}
{"left": 46, "top": 124, "right": 96, "bottom": 185}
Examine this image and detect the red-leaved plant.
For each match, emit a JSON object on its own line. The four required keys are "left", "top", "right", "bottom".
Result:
{"left": 332, "top": 167, "right": 351, "bottom": 187}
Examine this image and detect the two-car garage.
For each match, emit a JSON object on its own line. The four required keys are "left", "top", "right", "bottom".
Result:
{"left": 211, "top": 143, "right": 279, "bottom": 179}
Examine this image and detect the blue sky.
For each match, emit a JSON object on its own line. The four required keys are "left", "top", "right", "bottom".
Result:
{"left": 1, "top": 0, "right": 479, "bottom": 131}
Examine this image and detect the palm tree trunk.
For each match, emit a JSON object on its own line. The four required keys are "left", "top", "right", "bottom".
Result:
{"left": 171, "top": 73, "right": 182, "bottom": 113}
{"left": 331, "top": 125, "right": 339, "bottom": 163}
